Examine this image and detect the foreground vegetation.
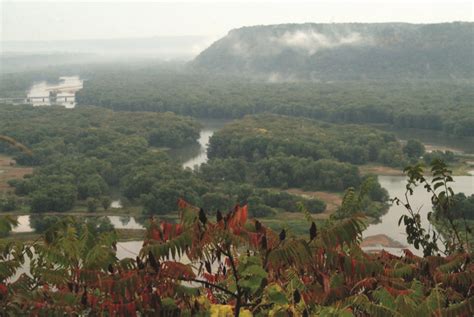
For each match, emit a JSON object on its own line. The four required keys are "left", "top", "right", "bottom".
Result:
{"left": 0, "top": 193, "right": 472, "bottom": 316}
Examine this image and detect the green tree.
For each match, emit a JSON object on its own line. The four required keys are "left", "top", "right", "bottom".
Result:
{"left": 403, "top": 139, "right": 425, "bottom": 159}
{"left": 100, "top": 196, "right": 111, "bottom": 210}
{"left": 30, "top": 184, "right": 77, "bottom": 213}
{"left": 86, "top": 198, "right": 98, "bottom": 213}
{"left": 0, "top": 194, "right": 17, "bottom": 212}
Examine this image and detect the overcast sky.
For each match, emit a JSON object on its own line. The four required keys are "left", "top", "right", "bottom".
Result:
{"left": 1, "top": 0, "right": 473, "bottom": 42}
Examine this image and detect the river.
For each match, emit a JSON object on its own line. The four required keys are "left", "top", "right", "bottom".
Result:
{"left": 170, "top": 119, "right": 230, "bottom": 169}
{"left": 8, "top": 121, "right": 474, "bottom": 259}
{"left": 363, "top": 175, "right": 473, "bottom": 255}
{"left": 12, "top": 215, "right": 146, "bottom": 234}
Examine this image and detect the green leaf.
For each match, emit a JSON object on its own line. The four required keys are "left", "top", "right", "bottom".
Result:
{"left": 266, "top": 284, "right": 288, "bottom": 305}
{"left": 241, "top": 264, "right": 267, "bottom": 279}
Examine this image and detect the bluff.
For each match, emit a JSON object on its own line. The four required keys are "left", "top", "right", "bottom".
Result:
{"left": 193, "top": 22, "right": 474, "bottom": 81}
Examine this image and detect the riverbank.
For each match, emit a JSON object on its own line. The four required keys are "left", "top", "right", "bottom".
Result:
{"left": 360, "top": 161, "right": 473, "bottom": 176}
{"left": 361, "top": 234, "right": 406, "bottom": 249}
{"left": 1, "top": 208, "right": 142, "bottom": 217}
{"left": 4, "top": 228, "right": 147, "bottom": 242}
{"left": 372, "top": 125, "right": 474, "bottom": 154}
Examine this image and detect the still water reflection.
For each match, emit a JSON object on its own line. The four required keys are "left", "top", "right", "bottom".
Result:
{"left": 363, "top": 175, "right": 473, "bottom": 255}
{"left": 12, "top": 215, "right": 146, "bottom": 233}
{"left": 169, "top": 119, "right": 230, "bottom": 170}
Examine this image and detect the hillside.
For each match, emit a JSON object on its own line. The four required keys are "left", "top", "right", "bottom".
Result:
{"left": 193, "top": 22, "right": 474, "bottom": 80}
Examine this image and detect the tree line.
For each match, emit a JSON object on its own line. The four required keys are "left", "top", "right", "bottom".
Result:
{"left": 207, "top": 114, "right": 407, "bottom": 166}
{"left": 71, "top": 65, "right": 474, "bottom": 137}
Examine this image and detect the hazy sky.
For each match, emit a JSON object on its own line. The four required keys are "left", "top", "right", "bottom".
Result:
{"left": 1, "top": 0, "right": 473, "bottom": 42}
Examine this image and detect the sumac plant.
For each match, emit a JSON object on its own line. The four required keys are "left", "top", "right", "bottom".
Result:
{"left": 1, "top": 200, "right": 473, "bottom": 316}
{"left": 395, "top": 159, "right": 472, "bottom": 256}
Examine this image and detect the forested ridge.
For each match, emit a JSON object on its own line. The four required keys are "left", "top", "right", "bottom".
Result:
{"left": 193, "top": 22, "right": 474, "bottom": 80}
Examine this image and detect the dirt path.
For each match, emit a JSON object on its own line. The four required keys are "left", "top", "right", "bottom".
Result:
{"left": 0, "top": 155, "right": 33, "bottom": 193}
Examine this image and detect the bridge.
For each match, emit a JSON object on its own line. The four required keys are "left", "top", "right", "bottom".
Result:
{"left": 0, "top": 95, "right": 76, "bottom": 104}
{"left": 0, "top": 83, "right": 82, "bottom": 105}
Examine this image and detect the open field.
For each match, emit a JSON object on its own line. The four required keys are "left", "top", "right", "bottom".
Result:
{"left": 0, "top": 155, "right": 32, "bottom": 193}
{"left": 359, "top": 164, "right": 404, "bottom": 176}
{"left": 360, "top": 162, "right": 473, "bottom": 176}
{"left": 285, "top": 188, "right": 343, "bottom": 216}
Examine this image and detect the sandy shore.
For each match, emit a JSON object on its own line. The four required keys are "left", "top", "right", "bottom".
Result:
{"left": 361, "top": 234, "right": 406, "bottom": 248}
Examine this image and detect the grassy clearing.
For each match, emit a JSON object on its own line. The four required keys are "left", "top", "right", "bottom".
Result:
{"left": 259, "top": 211, "right": 328, "bottom": 235}
{"left": 359, "top": 164, "right": 404, "bottom": 176}
{"left": 0, "top": 155, "right": 32, "bottom": 193}
{"left": 360, "top": 161, "right": 473, "bottom": 176}
{"left": 285, "top": 188, "right": 342, "bottom": 216}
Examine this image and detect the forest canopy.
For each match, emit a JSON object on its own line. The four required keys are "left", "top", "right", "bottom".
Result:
{"left": 72, "top": 66, "right": 474, "bottom": 137}
{"left": 0, "top": 105, "right": 331, "bottom": 217}
{"left": 207, "top": 114, "right": 405, "bottom": 166}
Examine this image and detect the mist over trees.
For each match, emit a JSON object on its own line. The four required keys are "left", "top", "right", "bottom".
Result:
{"left": 193, "top": 22, "right": 474, "bottom": 80}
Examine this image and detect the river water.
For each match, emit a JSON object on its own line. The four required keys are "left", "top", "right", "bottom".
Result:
{"left": 8, "top": 120, "right": 474, "bottom": 259}
{"left": 170, "top": 119, "right": 229, "bottom": 169}
{"left": 12, "top": 215, "right": 146, "bottom": 234}
{"left": 363, "top": 175, "right": 473, "bottom": 255}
